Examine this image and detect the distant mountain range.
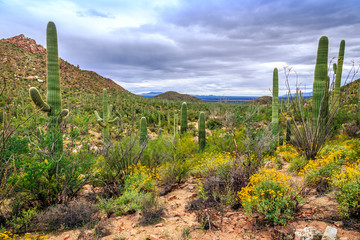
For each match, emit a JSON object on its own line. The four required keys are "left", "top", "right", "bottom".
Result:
{"left": 141, "top": 92, "right": 260, "bottom": 103}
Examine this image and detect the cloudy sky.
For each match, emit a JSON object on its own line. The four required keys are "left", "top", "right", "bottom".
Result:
{"left": 1, "top": 0, "right": 359, "bottom": 96}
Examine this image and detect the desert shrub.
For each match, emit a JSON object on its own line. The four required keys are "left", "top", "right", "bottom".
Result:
{"left": 98, "top": 162, "right": 159, "bottom": 217}
{"left": 206, "top": 129, "right": 239, "bottom": 153}
{"left": 271, "top": 144, "right": 299, "bottom": 162}
{"left": 238, "top": 168, "right": 300, "bottom": 225}
{"left": 96, "top": 135, "right": 145, "bottom": 186}
{"left": 288, "top": 155, "right": 308, "bottom": 173}
{"left": 300, "top": 144, "right": 355, "bottom": 191}
{"left": 12, "top": 150, "right": 96, "bottom": 208}
{"left": 7, "top": 207, "right": 39, "bottom": 233}
{"left": 176, "top": 133, "right": 198, "bottom": 161}
{"left": 37, "top": 201, "right": 98, "bottom": 230}
{"left": 206, "top": 118, "right": 222, "bottom": 130}
{"left": 194, "top": 152, "right": 249, "bottom": 209}
{"left": 97, "top": 190, "right": 149, "bottom": 217}
{"left": 159, "top": 159, "right": 192, "bottom": 185}
{"left": 142, "top": 136, "right": 173, "bottom": 167}
{"left": 0, "top": 232, "right": 49, "bottom": 240}
{"left": 139, "top": 192, "right": 164, "bottom": 225}
{"left": 331, "top": 160, "right": 360, "bottom": 218}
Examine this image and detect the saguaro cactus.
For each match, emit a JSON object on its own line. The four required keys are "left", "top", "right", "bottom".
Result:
{"left": 174, "top": 111, "right": 179, "bottom": 138}
{"left": 94, "top": 89, "right": 119, "bottom": 146}
{"left": 312, "top": 36, "right": 329, "bottom": 128}
{"left": 286, "top": 119, "right": 291, "bottom": 143}
{"left": 332, "top": 40, "right": 345, "bottom": 112}
{"left": 272, "top": 68, "right": 279, "bottom": 137}
{"left": 29, "top": 21, "right": 68, "bottom": 154}
{"left": 180, "top": 102, "right": 187, "bottom": 134}
{"left": 158, "top": 114, "right": 162, "bottom": 138}
{"left": 140, "top": 117, "right": 147, "bottom": 145}
{"left": 198, "top": 112, "right": 205, "bottom": 152}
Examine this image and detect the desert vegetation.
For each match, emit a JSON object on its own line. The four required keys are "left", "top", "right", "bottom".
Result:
{"left": 0, "top": 21, "right": 360, "bottom": 240}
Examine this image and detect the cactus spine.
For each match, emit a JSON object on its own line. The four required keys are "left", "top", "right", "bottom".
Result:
{"left": 94, "top": 89, "right": 119, "bottom": 146}
{"left": 180, "top": 102, "right": 187, "bottom": 134}
{"left": 332, "top": 40, "right": 345, "bottom": 112}
{"left": 312, "top": 36, "right": 329, "bottom": 128}
{"left": 140, "top": 117, "right": 147, "bottom": 145}
{"left": 198, "top": 112, "right": 205, "bottom": 152}
{"left": 272, "top": 68, "right": 279, "bottom": 137}
{"left": 29, "top": 21, "right": 68, "bottom": 154}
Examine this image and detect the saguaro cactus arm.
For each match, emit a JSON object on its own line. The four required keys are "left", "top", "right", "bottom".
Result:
{"left": 29, "top": 87, "right": 51, "bottom": 112}
{"left": 94, "top": 110, "right": 106, "bottom": 127}
{"left": 108, "top": 117, "right": 119, "bottom": 123}
{"left": 59, "top": 109, "right": 69, "bottom": 118}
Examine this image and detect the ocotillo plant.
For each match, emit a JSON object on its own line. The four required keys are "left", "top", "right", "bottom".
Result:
{"left": 312, "top": 36, "right": 329, "bottom": 128}
{"left": 140, "top": 117, "right": 147, "bottom": 145}
{"left": 180, "top": 102, "right": 187, "bottom": 134}
{"left": 272, "top": 68, "right": 279, "bottom": 137}
{"left": 332, "top": 40, "right": 345, "bottom": 112}
{"left": 94, "top": 88, "right": 119, "bottom": 147}
{"left": 198, "top": 112, "right": 206, "bottom": 152}
{"left": 29, "top": 21, "right": 69, "bottom": 154}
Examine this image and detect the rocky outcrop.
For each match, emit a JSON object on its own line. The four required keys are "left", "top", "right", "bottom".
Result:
{"left": 3, "top": 34, "right": 46, "bottom": 54}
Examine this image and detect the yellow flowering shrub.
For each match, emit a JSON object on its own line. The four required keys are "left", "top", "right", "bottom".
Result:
{"left": 238, "top": 168, "right": 300, "bottom": 225}
{"left": 300, "top": 144, "right": 356, "bottom": 187}
{"left": 331, "top": 160, "right": 360, "bottom": 218}
{"left": 0, "top": 231, "right": 49, "bottom": 240}
{"left": 125, "top": 162, "right": 159, "bottom": 192}
{"left": 193, "top": 151, "right": 235, "bottom": 177}
{"left": 270, "top": 144, "right": 299, "bottom": 163}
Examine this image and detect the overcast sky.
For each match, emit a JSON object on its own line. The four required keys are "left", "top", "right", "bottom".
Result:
{"left": 1, "top": 0, "right": 359, "bottom": 96}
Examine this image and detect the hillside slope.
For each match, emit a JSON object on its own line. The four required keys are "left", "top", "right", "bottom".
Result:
{"left": 153, "top": 91, "right": 203, "bottom": 102}
{"left": 0, "top": 34, "right": 129, "bottom": 96}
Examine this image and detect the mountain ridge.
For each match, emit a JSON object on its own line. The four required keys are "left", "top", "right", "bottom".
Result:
{"left": 0, "top": 34, "right": 130, "bottom": 96}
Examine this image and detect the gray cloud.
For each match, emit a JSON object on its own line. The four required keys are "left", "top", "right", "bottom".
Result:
{"left": 2, "top": 0, "right": 359, "bottom": 96}
{"left": 76, "top": 9, "right": 115, "bottom": 18}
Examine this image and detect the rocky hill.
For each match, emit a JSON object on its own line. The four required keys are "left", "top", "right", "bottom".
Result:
{"left": 153, "top": 91, "right": 203, "bottom": 102}
{"left": 245, "top": 96, "right": 272, "bottom": 105}
{"left": 0, "top": 34, "right": 129, "bottom": 96}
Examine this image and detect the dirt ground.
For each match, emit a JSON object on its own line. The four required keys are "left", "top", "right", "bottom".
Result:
{"left": 47, "top": 170, "right": 360, "bottom": 240}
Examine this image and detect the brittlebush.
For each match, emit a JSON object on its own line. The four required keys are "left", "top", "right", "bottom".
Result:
{"left": 238, "top": 169, "right": 300, "bottom": 225}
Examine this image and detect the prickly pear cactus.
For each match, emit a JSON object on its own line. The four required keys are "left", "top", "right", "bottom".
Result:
{"left": 29, "top": 21, "right": 69, "bottom": 154}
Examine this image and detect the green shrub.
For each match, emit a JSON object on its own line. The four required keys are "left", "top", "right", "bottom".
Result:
{"left": 288, "top": 155, "right": 308, "bottom": 173}
{"left": 331, "top": 161, "right": 360, "bottom": 218}
{"left": 238, "top": 169, "right": 300, "bottom": 225}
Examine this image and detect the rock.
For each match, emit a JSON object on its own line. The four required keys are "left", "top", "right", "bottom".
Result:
{"left": 334, "top": 221, "right": 343, "bottom": 227}
{"left": 4, "top": 34, "right": 46, "bottom": 53}
{"left": 155, "top": 223, "right": 164, "bottom": 228}
{"left": 295, "top": 227, "right": 323, "bottom": 240}
{"left": 269, "top": 225, "right": 295, "bottom": 240}
{"left": 321, "top": 226, "right": 337, "bottom": 240}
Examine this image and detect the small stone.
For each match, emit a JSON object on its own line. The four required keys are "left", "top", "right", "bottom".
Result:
{"left": 295, "top": 227, "right": 323, "bottom": 240}
{"left": 321, "top": 226, "right": 337, "bottom": 240}
{"left": 149, "top": 234, "right": 160, "bottom": 240}
{"left": 168, "top": 195, "right": 177, "bottom": 201}
{"left": 155, "top": 223, "right": 164, "bottom": 228}
{"left": 334, "top": 221, "right": 343, "bottom": 227}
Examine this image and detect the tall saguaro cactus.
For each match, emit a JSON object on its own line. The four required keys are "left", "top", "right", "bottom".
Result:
{"left": 180, "top": 102, "right": 187, "bottom": 134}
{"left": 94, "top": 88, "right": 118, "bottom": 146}
{"left": 140, "top": 117, "right": 147, "bottom": 145}
{"left": 29, "top": 21, "right": 69, "bottom": 154}
{"left": 332, "top": 40, "right": 345, "bottom": 112}
{"left": 198, "top": 112, "right": 206, "bottom": 152}
{"left": 272, "top": 68, "right": 279, "bottom": 137}
{"left": 312, "top": 36, "right": 329, "bottom": 128}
